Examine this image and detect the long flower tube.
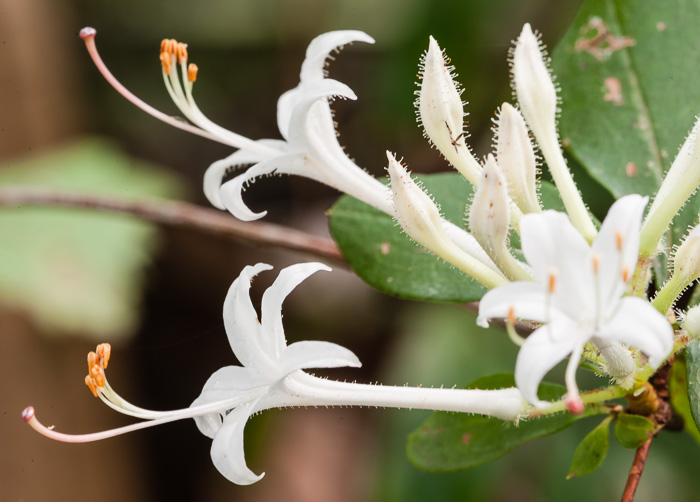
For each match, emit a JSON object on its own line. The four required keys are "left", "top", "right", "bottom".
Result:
{"left": 80, "top": 27, "right": 500, "bottom": 279}
{"left": 24, "top": 263, "right": 527, "bottom": 485}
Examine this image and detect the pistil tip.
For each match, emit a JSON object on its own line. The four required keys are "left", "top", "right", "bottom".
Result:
{"left": 22, "top": 406, "right": 35, "bottom": 422}
{"left": 79, "top": 27, "right": 97, "bottom": 40}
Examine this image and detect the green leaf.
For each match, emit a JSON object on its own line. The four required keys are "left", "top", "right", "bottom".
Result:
{"left": 668, "top": 354, "right": 700, "bottom": 445}
{"left": 329, "top": 174, "right": 563, "bottom": 303}
{"left": 552, "top": 0, "right": 700, "bottom": 246}
{"left": 567, "top": 416, "right": 612, "bottom": 479}
{"left": 406, "top": 373, "right": 609, "bottom": 472}
{"left": 684, "top": 340, "right": 700, "bottom": 435}
{"left": 614, "top": 413, "right": 654, "bottom": 449}
{"left": 0, "top": 138, "right": 183, "bottom": 340}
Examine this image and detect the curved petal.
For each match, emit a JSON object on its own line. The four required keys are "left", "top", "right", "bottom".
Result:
{"left": 190, "top": 366, "right": 265, "bottom": 439}
{"left": 515, "top": 318, "right": 579, "bottom": 407}
{"left": 223, "top": 263, "right": 273, "bottom": 367}
{"left": 204, "top": 139, "right": 287, "bottom": 209}
{"left": 595, "top": 297, "right": 673, "bottom": 367}
{"left": 301, "top": 31, "right": 375, "bottom": 82}
{"left": 260, "top": 263, "right": 331, "bottom": 358}
{"left": 592, "top": 195, "right": 648, "bottom": 316}
{"left": 477, "top": 281, "right": 568, "bottom": 328}
{"left": 210, "top": 398, "right": 265, "bottom": 485}
{"left": 520, "top": 210, "right": 595, "bottom": 319}
{"left": 219, "top": 153, "right": 307, "bottom": 221}
{"left": 276, "top": 31, "right": 374, "bottom": 138}
{"left": 281, "top": 341, "right": 361, "bottom": 374}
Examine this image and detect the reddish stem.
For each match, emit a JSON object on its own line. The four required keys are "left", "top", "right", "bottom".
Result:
{"left": 621, "top": 437, "right": 653, "bottom": 502}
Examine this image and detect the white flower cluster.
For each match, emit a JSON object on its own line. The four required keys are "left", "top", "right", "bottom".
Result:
{"left": 26, "top": 23, "right": 700, "bottom": 486}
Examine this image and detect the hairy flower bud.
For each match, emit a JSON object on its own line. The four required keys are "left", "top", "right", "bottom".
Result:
{"left": 469, "top": 155, "right": 529, "bottom": 281}
{"left": 673, "top": 226, "right": 700, "bottom": 283}
{"left": 418, "top": 37, "right": 481, "bottom": 184}
{"left": 387, "top": 152, "right": 507, "bottom": 289}
{"left": 495, "top": 103, "right": 541, "bottom": 214}
{"left": 684, "top": 304, "right": 700, "bottom": 340}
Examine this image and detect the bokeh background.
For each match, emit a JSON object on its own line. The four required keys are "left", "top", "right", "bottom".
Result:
{"left": 1, "top": 0, "right": 699, "bottom": 500}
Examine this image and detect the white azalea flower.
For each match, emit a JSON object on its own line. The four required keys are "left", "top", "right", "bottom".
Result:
{"left": 24, "top": 262, "right": 526, "bottom": 485}
{"left": 477, "top": 195, "right": 673, "bottom": 408}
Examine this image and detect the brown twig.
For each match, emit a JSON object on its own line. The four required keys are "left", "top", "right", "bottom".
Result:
{"left": 0, "top": 186, "right": 346, "bottom": 267}
{"left": 621, "top": 437, "right": 653, "bottom": 502}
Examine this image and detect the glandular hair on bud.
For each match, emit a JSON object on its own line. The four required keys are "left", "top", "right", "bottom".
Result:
{"left": 673, "top": 226, "right": 700, "bottom": 282}
{"left": 495, "top": 103, "right": 541, "bottom": 214}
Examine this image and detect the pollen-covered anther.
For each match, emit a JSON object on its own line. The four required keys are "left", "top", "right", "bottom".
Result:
{"left": 188, "top": 63, "right": 199, "bottom": 83}
{"left": 90, "top": 364, "right": 106, "bottom": 388}
{"left": 592, "top": 253, "right": 600, "bottom": 275}
{"left": 160, "top": 52, "right": 172, "bottom": 75}
{"left": 507, "top": 305, "right": 517, "bottom": 325}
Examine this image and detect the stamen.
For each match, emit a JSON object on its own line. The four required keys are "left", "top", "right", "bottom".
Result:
{"left": 160, "top": 52, "right": 172, "bottom": 75}
{"left": 615, "top": 230, "right": 623, "bottom": 251}
{"left": 188, "top": 63, "right": 199, "bottom": 83}
{"left": 97, "top": 343, "right": 111, "bottom": 369}
{"left": 548, "top": 270, "right": 557, "bottom": 293}
{"left": 90, "top": 365, "right": 106, "bottom": 388}
{"left": 177, "top": 42, "right": 188, "bottom": 65}
{"left": 622, "top": 264, "right": 630, "bottom": 282}
{"left": 505, "top": 306, "right": 525, "bottom": 347}
{"left": 592, "top": 253, "right": 600, "bottom": 275}
{"left": 85, "top": 375, "right": 100, "bottom": 397}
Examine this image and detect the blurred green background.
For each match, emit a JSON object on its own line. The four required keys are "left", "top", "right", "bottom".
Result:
{"left": 1, "top": 0, "right": 699, "bottom": 500}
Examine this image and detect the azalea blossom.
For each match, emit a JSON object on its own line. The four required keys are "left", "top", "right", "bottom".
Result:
{"left": 477, "top": 195, "right": 674, "bottom": 409}
{"left": 24, "top": 262, "right": 527, "bottom": 485}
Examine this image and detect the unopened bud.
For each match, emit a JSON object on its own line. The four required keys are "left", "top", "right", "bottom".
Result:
{"left": 512, "top": 24, "right": 557, "bottom": 142}
{"left": 673, "top": 226, "right": 700, "bottom": 283}
{"left": 495, "top": 103, "right": 541, "bottom": 214}
{"left": 684, "top": 305, "right": 700, "bottom": 339}
{"left": 418, "top": 37, "right": 481, "bottom": 184}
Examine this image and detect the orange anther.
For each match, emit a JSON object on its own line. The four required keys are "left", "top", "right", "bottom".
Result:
{"left": 90, "top": 365, "right": 106, "bottom": 388}
{"left": 160, "top": 52, "right": 172, "bottom": 75}
{"left": 87, "top": 351, "right": 97, "bottom": 371}
{"left": 622, "top": 265, "right": 630, "bottom": 282}
{"left": 507, "top": 305, "right": 516, "bottom": 325}
{"left": 592, "top": 253, "right": 600, "bottom": 275}
{"left": 188, "top": 63, "right": 198, "bottom": 82}
{"left": 177, "top": 42, "right": 188, "bottom": 64}
{"left": 96, "top": 343, "right": 111, "bottom": 369}
{"left": 615, "top": 230, "right": 623, "bottom": 251}
{"left": 548, "top": 271, "right": 557, "bottom": 293}
{"left": 85, "top": 375, "right": 100, "bottom": 397}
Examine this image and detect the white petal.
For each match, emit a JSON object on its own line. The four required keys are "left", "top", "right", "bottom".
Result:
{"left": 596, "top": 297, "right": 673, "bottom": 367}
{"left": 190, "top": 366, "right": 264, "bottom": 438}
{"left": 204, "top": 140, "right": 287, "bottom": 209}
{"left": 520, "top": 210, "right": 595, "bottom": 318}
{"left": 260, "top": 263, "right": 331, "bottom": 358}
{"left": 280, "top": 341, "right": 361, "bottom": 375}
{"left": 476, "top": 281, "right": 567, "bottom": 328}
{"left": 515, "top": 319, "right": 579, "bottom": 407}
{"left": 301, "top": 30, "right": 375, "bottom": 82}
{"left": 592, "top": 194, "right": 647, "bottom": 312}
{"left": 219, "top": 153, "right": 307, "bottom": 221}
{"left": 210, "top": 398, "right": 265, "bottom": 485}
{"left": 223, "top": 263, "right": 273, "bottom": 367}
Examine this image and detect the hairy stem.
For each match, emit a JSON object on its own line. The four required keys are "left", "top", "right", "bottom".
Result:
{"left": 0, "top": 186, "right": 345, "bottom": 266}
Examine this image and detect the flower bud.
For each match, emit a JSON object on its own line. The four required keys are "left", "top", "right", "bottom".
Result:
{"left": 469, "top": 155, "right": 530, "bottom": 281}
{"left": 684, "top": 304, "right": 700, "bottom": 339}
{"left": 386, "top": 152, "right": 507, "bottom": 289}
{"left": 512, "top": 24, "right": 557, "bottom": 142}
{"left": 417, "top": 37, "right": 481, "bottom": 184}
{"left": 640, "top": 118, "right": 700, "bottom": 256}
{"left": 495, "top": 103, "right": 541, "bottom": 214}
{"left": 673, "top": 226, "right": 700, "bottom": 283}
